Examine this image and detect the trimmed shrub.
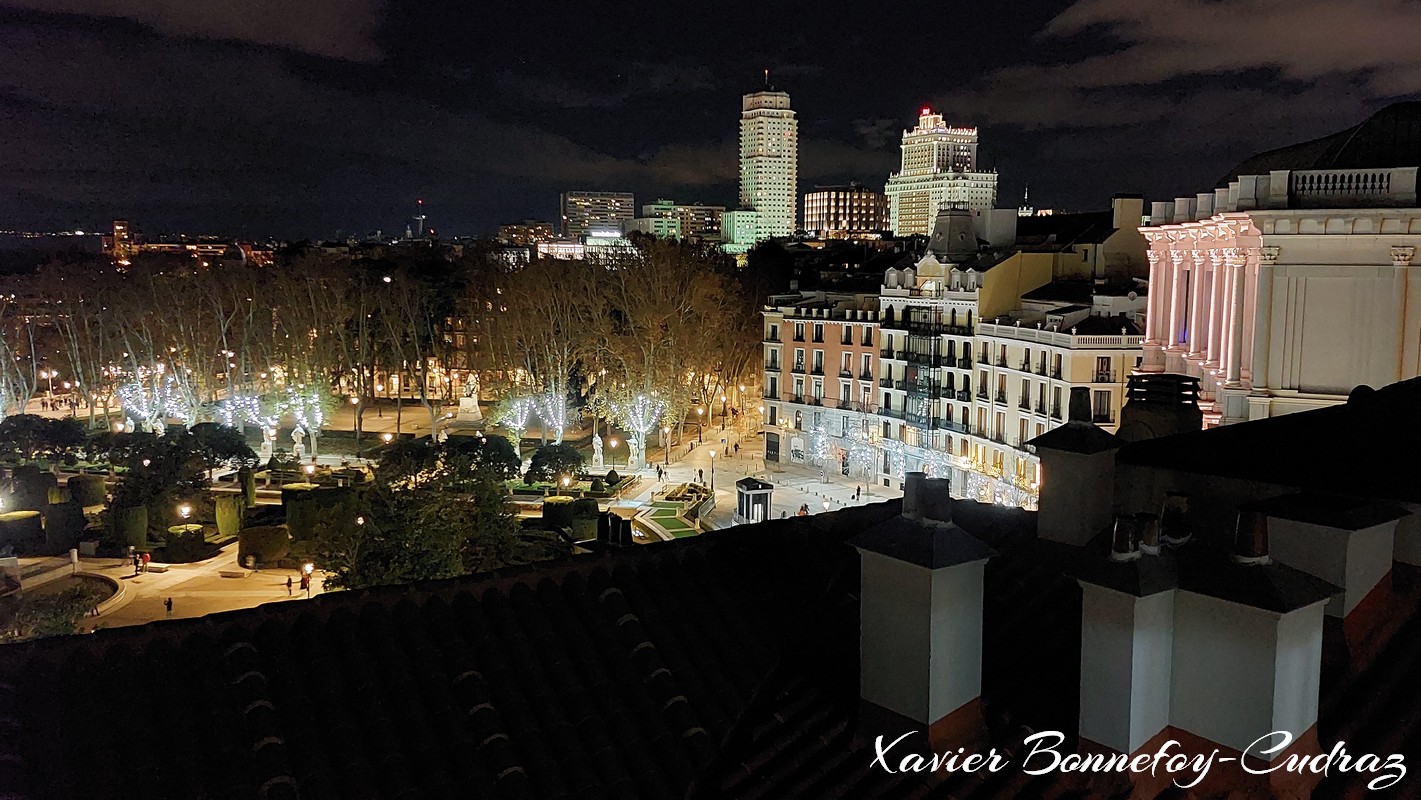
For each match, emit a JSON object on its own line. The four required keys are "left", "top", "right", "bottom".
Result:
{"left": 237, "top": 525, "right": 291, "bottom": 566}
{"left": 215, "top": 495, "right": 245, "bottom": 538}
{"left": 571, "top": 498, "right": 599, "bottom": 519}
{"left": 42, "top": 502, "right": 85, "bottom": 551}
{"left": 47, "top": 486, "right": 71, "bottom": 505}
{"left": 68, "top": 474, "right": 107, "bottom": 507}
{"left": 0, "top": 511, "right": 43, "bottom": 550}
{"left": 12, "top": 466, "right": 57, "bottom": 511}
{"left": 163, "top": 526, "right": 211, "bottom": 563}
{"left": 542, "top": 495, "right": 574, "bottom": 529}
{"left": 605, "top": 469, "right": 620, "bottom": 485}
{"left": 282, "top": 486, "right": 320, "bottom": 540}
{"left": 589, "top": 477, "right": 605, "bottom": 493}
{"left": 112, "top": 505, "right": 148, "bottom": 549}
{"left": 239, "top": 468, "right": 257, "bottom": 507}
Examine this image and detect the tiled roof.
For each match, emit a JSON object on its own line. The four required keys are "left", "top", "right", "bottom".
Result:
{"left": 1, "top": 493, "right": 1417, "bottom": 798}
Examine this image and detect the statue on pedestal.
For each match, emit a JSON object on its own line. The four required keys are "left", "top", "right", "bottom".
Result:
{"left": 260, "top": 426, "right": 276, "bottom": 460}
{"left": 458, "top": 374, "right": 483, "bottom": 421}
{"left": 291, "top": 427, "right": 306, "bottom": 460}
{"left": 627, "top": 437, "right": 640, "bottom": 469}
{"left": 591, "top": 434, "right": 604, "bottom": 469}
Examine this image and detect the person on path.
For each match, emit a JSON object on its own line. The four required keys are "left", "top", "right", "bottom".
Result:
{"left": 140, "top": 552, "right": 150, "bottom": 573}
{"left": 285, "top": 576, "right": 293, "bottom": 596}
{"left": 164, "top": 597, "right": 173, "bottom": 617}
{"left": 132, "top": 555, "right": 141, "bottom": 576}
{"left": 733, "top": 442, "right": 739, "bottom": 455}
{"left": 697, "top": 468, "right": 704, "bottom": 483}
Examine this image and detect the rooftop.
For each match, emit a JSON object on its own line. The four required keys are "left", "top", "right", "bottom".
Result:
{"left": 1218, "top": 101, "right": 1421, "bottom": 187}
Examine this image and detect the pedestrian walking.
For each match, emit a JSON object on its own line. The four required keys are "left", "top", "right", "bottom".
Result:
{"left": 132, "top": 555, "right": 141, "bottom": 576}
{"left": 164, "top": 597, "right": 173, "bottom": 617}
{"left": 854, "top": 486, "right": 861, "bottom": 501}
{"left": 733, "top": 442, "right": 739, "bottom": 455}
{"left": 286, "top": 576, "right": 293, "bottom": 596}
{"left": 697, "top": 468, "right": 704, "bottom": 483}
{"left": 140, "top": 552, "right": 150, "bottom": 573}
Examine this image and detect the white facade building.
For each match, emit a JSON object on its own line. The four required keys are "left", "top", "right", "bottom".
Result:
{"left": 885, "top": 109, "right": 998, "bottom": 236}
{"left": 738, "top": 87, "right": 797, "bottom": 243}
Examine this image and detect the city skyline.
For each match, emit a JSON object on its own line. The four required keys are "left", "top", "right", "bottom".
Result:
{"left": 3, "top": 1, "right": 1419, "bottom": 238}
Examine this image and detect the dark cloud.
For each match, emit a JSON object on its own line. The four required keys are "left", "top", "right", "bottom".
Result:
{"left": 0, "top": 0, "right": 385, "bottom": 61}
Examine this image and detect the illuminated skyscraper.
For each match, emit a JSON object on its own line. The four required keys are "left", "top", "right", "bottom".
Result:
{"left": 737, "top": 78, "right": 797, "bottom": 243}
{"left": 884, "top": 109, "right": 997, "bottom": 236}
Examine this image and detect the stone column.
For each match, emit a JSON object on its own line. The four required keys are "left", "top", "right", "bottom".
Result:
{"left": 1250, "top": 246, "right": 1279, "bottom": 391}
{"left": 1225, "top": 248, "right": 1247, "bottom": 388}
{"left": 1167, "top": 251, "right": 1188, "bottom": 351}
{"left": 1206, "top": 251, "right": 1226, "bottom": 371}
{"left": 1186, "top": 250, "right": 1208, "bottom": 360}
{"left": 1142, "top": 250, "right": 1167, "bottom": 372}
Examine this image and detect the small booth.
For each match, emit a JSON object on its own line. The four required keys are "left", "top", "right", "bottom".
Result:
{"left": 733, "top": 477, "right": 774, "bottom": 525}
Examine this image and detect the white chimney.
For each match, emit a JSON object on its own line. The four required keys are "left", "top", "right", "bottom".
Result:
{"left": 1028, "top": 387, "right": 1124, "bottom": 546}
{"left": 1076, "top": 516, "right": 1177, "bottom": 754}
{"left": 852, "top": 473, "right": 995, "bottom": 748}
{"left": 1169, "top": 512, "right": 1339, "bottom": 759}
{"left": 1246, "top": 493, "right": 1403, "bottom": 620}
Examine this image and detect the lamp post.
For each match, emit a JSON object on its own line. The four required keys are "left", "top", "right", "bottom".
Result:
{"left": 662, "top": 426, "right": 670, "bottom": 466}
{"left": 608, "top": 437, "right": 619, "bottom": 470}
{"left": 708, "top": 449, "right": 716, "bottom": 492}
{"left": 382, "top": 432, "right": 393, "bottom": 445}
{"left": 375, "top": 383, "right": 384, "bottom": 417}
{"left": 302, "top": 562, "right": 314, "bottom": 598}
{"left": 696, "top": 407, "right": 703, "bottom": 442}
{"left": 719, "top": 394, "right": 727, "bottom": 430}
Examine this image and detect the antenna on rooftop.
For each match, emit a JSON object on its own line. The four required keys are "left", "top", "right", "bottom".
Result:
{"left": 764, "top": 68, "right": 770, "bottom": 89}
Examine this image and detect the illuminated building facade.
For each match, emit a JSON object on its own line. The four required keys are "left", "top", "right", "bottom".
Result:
{"left": 802, "top": 183, "right": 889, "bottom": 237}
{"left": 884, "top": 109, "right": 997, "bottom": 235}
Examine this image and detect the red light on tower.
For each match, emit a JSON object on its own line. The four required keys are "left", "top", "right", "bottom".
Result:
{"left": 920, "top": 107, "right": 931, "bottom": 115}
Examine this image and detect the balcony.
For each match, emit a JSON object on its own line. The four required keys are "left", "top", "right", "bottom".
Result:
{"left": 861, "top": 335, "right": 874, "bottom": 347}
{"left": 976, "top": 389, "right": 989, "bottom": 401}
{"left": 792, "top": 333, "right": 806, "bottom": 343}
{"left": 956, "top": 390, "right": 972, "bottom": 402}
{"left": 810, "top": 397, "right": 823, "bottom": 406}
{"left": 763, "top": 391, "right": 779, "bottom": 400}
{"left": 1035, "top": 402, "right": 1047, "bottom": 415}
{"left": 880, "top": 408, "right": 906, "bottom": 420}
{"left": 894, "top": 380, "right": 906, "bottom": 390}
{"left": 1051, "top": 368, "right": 1063, "bottom": 379}
{"left": 1092, "top": 412, "right": 1115, "bottom": 424}
{"left": 791, "top": 364, "right": 805, "bottom": 374}
{"left": 790, "top": 394, "right": 805, "bottom": 404}
{"left": 879, "top": 378, "right": 893, "bottom": 388}
{"left": 905, "top": 352, "right": 942, "bottom": 367}
{"left": 1050, "top": 406, "right": 1062, "bottom": 420}
{"left": 810, "top": 366, "right": 824, "bottom": 376}
{"left": 879, "top": 348, "right": 896, "bottom": 359}
{"left": 860, "top": 370, "right": 873, "bottom": 381}
{"left": 1019, "top": 360, "right": 1032, "bottom": 372}
{"left": 996, "top": 357, "right": 1010, "bottom": 368}
{"left": 955, "top": 357, "right": 972, "bottom": 369}
{"left": 1093, "top": 372, "right": 1113, "bottom": 383}
{"left": 837, "top": 400, "right": 853, "bottom": 410}
{"left": 881, "top": 317, "right": 909, "bottom": 332}
{"left": 764, "top": 333, "right": 780, "bottom": 343}
{"left": 839, "top": 369, "right": 853, "bottom": 379}
{"left": 1018, "top": 400, "right": 1030, "bottom": 411}
{"left": 840, "top": 336, "right": 853, "bottom": 346}
{"left": 812, "top": 336, "right": 824, "bottom": 344}
{"left": 1036, "top": 363, "right": 1047, "bottom": 376}
{"left": 994, "top": 391, "right": 1008, "bottom": 405}
{"left": 764, "top": 361, "right": 780, "bottom": 371}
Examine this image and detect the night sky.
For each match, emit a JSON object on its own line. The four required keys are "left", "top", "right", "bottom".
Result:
{"left": 1, "top": 0, "right": 1416, "bottom": 239}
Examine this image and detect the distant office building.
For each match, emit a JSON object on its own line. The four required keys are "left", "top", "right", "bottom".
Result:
{"left": 497, "top": 220, "right": 557, "bottom": 246}
{"left": 641, "top": 199, "right": 726, "bottom": 241}
{"left": 738, "top": 81, "right": 798, "bottom": 243}
{"left": 884, "top": 109, "right": 998, "bottom": 235}
{"left": 625, "top": 216, "right": 683, "bottom": 239}
{"left": 802, "top": 183, "right": 890, "bottom": 238}
{"left": 560, "top": 191, "right": 635, "bottom": 239}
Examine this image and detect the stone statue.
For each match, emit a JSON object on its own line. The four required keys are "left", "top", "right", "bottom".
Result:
{"left": 627, "top": 437, "right": 640, "bottom": 468}
{"left": 291, "top": 426, "right": 306, "bottom": 460}
{"left": 591, "top": 434, "right": 604, "bottom": 469}
{"left": 457, "top": 374, "right": 483, "bottom": 422}
{"left": 260, "top": 426, "right": 276, "bottom": 460}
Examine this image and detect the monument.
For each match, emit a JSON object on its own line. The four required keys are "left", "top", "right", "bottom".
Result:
{"left": 291, "top": 427, "right": 305, "bottom": 460}
{"left": 591, "top": 434, "right": 604, "bottom": 470}
{"left": 457, "top": 374, "right": 484, "bottom": 423}
{"left": 627, "top": 437, "right": 641, "bottom": 470}
{"left": 260, "top": 426, "right": 277, "bottom": 461}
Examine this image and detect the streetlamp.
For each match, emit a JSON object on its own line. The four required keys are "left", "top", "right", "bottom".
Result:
{"left": 719, "top": 394, "right": 727, "bottom": 430}
{"left": 662, "top": 426, "right": 670, "bottom": 466}
{"left": 382, "top": 432, "right": 394, "bottom": 445}
{"left": 708, "top": 449, "right": 716, "bottom": 492}
{"left": 696, "top": 407, "right": 703, "bottom": 442}
{"left": 375, "top": 384, "right": 384, "bottom": 417}
{"left": 608, "top": 437, "right": 619, "bottom": 469}
{"left": 302, "top": 562, "right": 314, "bottom": 598}
{"left": 178, "top": 504, "right": 191, "bottom": 520}
{"left": 304, "top": 463, "right": 316, "bottom": 481}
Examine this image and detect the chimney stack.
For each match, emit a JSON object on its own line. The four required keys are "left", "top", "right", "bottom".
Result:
{"left": 1068, "top": 387, "right": 1092, "bottom": 423}
{"left": 1028, "top": 391, "right": 1124, "bottom": 547}
{"left": 1159, "top": 492, "right": 1192, "bottom": 546}
{"left": 1108, "top": 515, "right": 1142, "bottom": 562}
{"left": 1232, "top": 510, "right": 1270, "bottom": 564}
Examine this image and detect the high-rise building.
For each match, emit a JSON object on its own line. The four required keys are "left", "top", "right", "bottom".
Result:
{"left": 802, "top": 183, "right": 890, "bottom": 238}
{"left": 105, "top": 219, "right": 135, "bottom": 262}
{"left": 884, "top": 109, "right": 998, "bottom": 236}
{"left": 738, "top": 82, "right": 797, "bottom": 243}
{"left": 560, "top": 191, "right": 635, "bottom": 239}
